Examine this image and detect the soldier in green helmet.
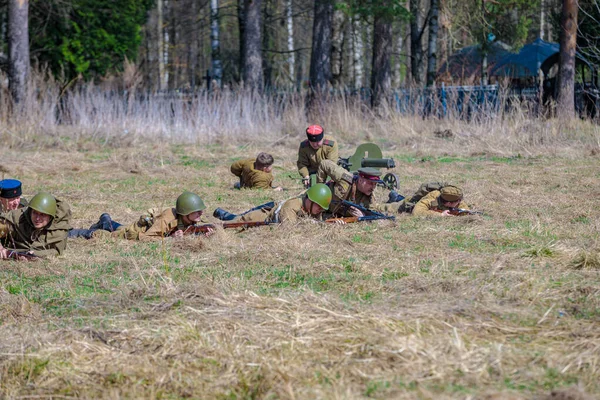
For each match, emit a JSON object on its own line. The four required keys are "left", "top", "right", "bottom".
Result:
{"left": 0, "top": 192, "right": 72, "bottom": 259}
{"left": 69, "top": 191, "right": 215, "bottom": 240}
{"left": 213, "top": 183, "right": 333, "bottom": 225}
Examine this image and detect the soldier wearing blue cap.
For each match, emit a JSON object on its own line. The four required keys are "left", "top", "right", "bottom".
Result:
{"left": 316, "top": 160, "right": 385, "bottom": 217}
{"left": 0, "top": 179, "right": 28, "bottom": 213}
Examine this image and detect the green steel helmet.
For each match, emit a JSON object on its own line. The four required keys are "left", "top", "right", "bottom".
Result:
{"left": 306, "top": 183, "right": 332, "bottom": 210}
{"left": 175, "top": 191, "right": 206, "bottom": 215}
{"left": 28, "top": 192, "right": 57, "bottom": 217}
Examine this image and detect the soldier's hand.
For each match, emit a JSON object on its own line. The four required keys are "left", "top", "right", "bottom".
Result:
{"left": 203, "top": 227, "right": 216, "bottom": 237}
{"left": 273, "top": 186, "right": 284, "bottom": 192}
{"left": 172, "top": 229, "right": 184, "bottom": 238}
{"left": 348, "top": 206, "right": 364, "bottom": 217}
{"left": 302, "top": 177, "right": 310, "bottom": 188}
{"left": 441, "top": 210, "right": 454, "bottom": 217}
{"left": 0, "top": 246, "right": 8, "bottom": 259}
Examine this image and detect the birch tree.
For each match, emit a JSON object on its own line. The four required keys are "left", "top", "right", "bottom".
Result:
{"left": 8, "top": 0, "right": 29, "bottom": 104}
{"left": 557, "top": 0, "right": 578, "bottom": 119}
{"left": 353, "top": 14, "right": 364, "bottom": 88}
{"left": 157, "top": 0, "right": 167, "bottom": 90}
{"left": 211, "top": 0, "right": 222, "bottom": 87}
{"left": 286, "top": 0, "right": 295, "bottom": 84}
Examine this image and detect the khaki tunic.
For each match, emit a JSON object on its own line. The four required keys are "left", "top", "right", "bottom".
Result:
{"left": 237, "top": 197, "right": 309, "bottom": 225}
{"left": 297, "top": 135, "right": 338, "bottom": 178}
{"left": 0, "top": 197, "right": 28, "bottom": 214}
{"left": 412, "top": 190, "right": 469, "bottom": 216}
{"left": 0, "top": 198, "right": 72, "bottom": 257}
{"left": 230, "top": 158, "right": 274, "bottom": 189}
{"left": 108, "top": 207, "right": 209, "bottom": 241}
{"left": 317, "top": 159, "right": 377, "bottom": 217}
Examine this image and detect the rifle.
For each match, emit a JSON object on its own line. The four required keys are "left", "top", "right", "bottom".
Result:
{"left": 338, "top": 200, "right": 396, "bottom": 220}
{"left": 6, "top": 250, "right": 42, "bottom": 261}
{"left": 183, "top": 220, "right": 274, "bottom": 235}
{"left": 433, "top": 207, "right": 484, "bottom": 216}
{"left": 325, "top": 215, "right": 395, "bottom": 224}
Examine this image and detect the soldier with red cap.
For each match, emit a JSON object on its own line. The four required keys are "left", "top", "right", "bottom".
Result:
{"left": 297, "top": 125, "right": 338, "bottom": 187}
{"left": 0, "top": 179, "right": 28, "bottom": 213}
{"left": 317, "top": 159, "right": 384, "bottom": 217}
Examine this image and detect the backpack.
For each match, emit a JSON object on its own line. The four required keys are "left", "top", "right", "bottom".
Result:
{"left": 398, "top": 181, "right": 448, "bottom": 213}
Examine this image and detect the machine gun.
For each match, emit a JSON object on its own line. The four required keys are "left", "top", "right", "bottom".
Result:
{"left": 331, "top": 199, "right": 396, "bottom": 221}
{"left": 337, "top": 143, "right": 399, "bottom": 190}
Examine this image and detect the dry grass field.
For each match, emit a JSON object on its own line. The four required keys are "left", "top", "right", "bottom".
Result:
{"left": 1, "top": 93, "right": 599, "bottom": 399}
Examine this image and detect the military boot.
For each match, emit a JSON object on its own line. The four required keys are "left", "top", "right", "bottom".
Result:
{"left": 387, "top": 191, "right": 405, "bottom": 204}
{"left": 89, "top": 213, "right": 121, "bottom": 232}
{"left": 213, "top": 208, "right": 237, "bottom": 221}
{"left": 68, "top": 229, "right": 95, "bottom": 240}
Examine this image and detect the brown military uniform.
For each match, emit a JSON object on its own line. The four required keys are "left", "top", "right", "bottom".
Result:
{"left": 236, "top": 196, "right": 310, "bottom": 225}
{"left": 317, "top": 160, "right": 378, "bottom": 217}
{"left": 412, "top": 190, "right": 469, "bottom": 216}
{"left": 230, "top": 158, "right": 274, "bottom": 189}
{"left": 297, "top": 135, "right": 338, "bottom": 178}
{"left": 0, "top": 198, "right": 72, "bottom": 257}
{"left": 104, "top": 207, "right": 209, "bottom": 241}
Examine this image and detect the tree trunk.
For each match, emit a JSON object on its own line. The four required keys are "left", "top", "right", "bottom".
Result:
{"left": 211, "top": 0, "right": 222, "bottom": 87}
{"left": 262, "top": 0, "right": 272, "bottom": 89}
{"left": 426, "top": 0, "right": 439, "bottom": 87}
{"left": 352, "top": 14, "right": 364, "bottom": 88}
{"left": 238, "top": 0, "right": 245, "bottom": 83}
{"left": 557, "top": 0, "right": 578, "bottom": 119}
{"left": 410, "top": 0, "right": 424, "bottom": 86}
{"left": 242, "top": 0, "right": 263, "bottom": 91}
{"left": 371, "top": 13, "right": 393, "bottom": 110}
{"left": 286, "top": 0, "right": 295, "bottom": 85}
{"left": 392, "top": 23, "right": 405, "bottom": 88}
{"left": 540, "top": 0, "right": 545, "bottom": 40}
{"left": 157, "top": 0, "right": 167, "bottom": 91}
{"left": 309, "top": 0, "right": 333, "bottom": 92}
{"left": 331, "top": 2, "right": 346, "bottom": 86}
{"left": 8, "top": 0, "right": 30, "bottom": 105}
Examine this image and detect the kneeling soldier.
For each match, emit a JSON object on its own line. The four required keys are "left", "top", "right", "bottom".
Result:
{"left": 316, "top": 159, "right": 383, "bottom": 217}
{"left": 214, "top": 183, "right": 332, "bottom": 225}
{"left": 297, "top": 125, "right": 338, "bottom": 187}
{"left": 230, "top": 152, "right": 283, "bottom": 191}
{"left": 0, "top": 192, "right": 72, "bottom": 260}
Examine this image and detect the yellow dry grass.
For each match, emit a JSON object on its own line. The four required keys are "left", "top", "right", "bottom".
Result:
{"left": 0, "top": 110, "right": 599, "bottom": 399}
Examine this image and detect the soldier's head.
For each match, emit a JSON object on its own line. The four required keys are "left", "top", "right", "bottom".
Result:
{"left": 176, "top": 191, "right": 206, "bottom": 224}
{"left": 0, "top": 179, "right": 23, "bottom": 211}
{"left": 254, "top": 152, "right": 275, "bottom": 173}
{"left": 27, "top": 192, "right": 57, "bottom": 229}
{"left": 304, "top": 183, "right": 332, "bottom": 216}
{"left": 355, "top": 168, "right": 382, "bottom": 196}
{"left": 306, "top": 125, "right": 324, "bottom": 149}
{"left": 439, "top": 186, "right": 463, "bottom": 207}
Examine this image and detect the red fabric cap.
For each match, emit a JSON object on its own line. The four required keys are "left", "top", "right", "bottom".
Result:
{"left": 358, "top": 172, "right": 380, "bottom": 181}
{"left": 306, "top": 125, "right": 324, "bottom": 136}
